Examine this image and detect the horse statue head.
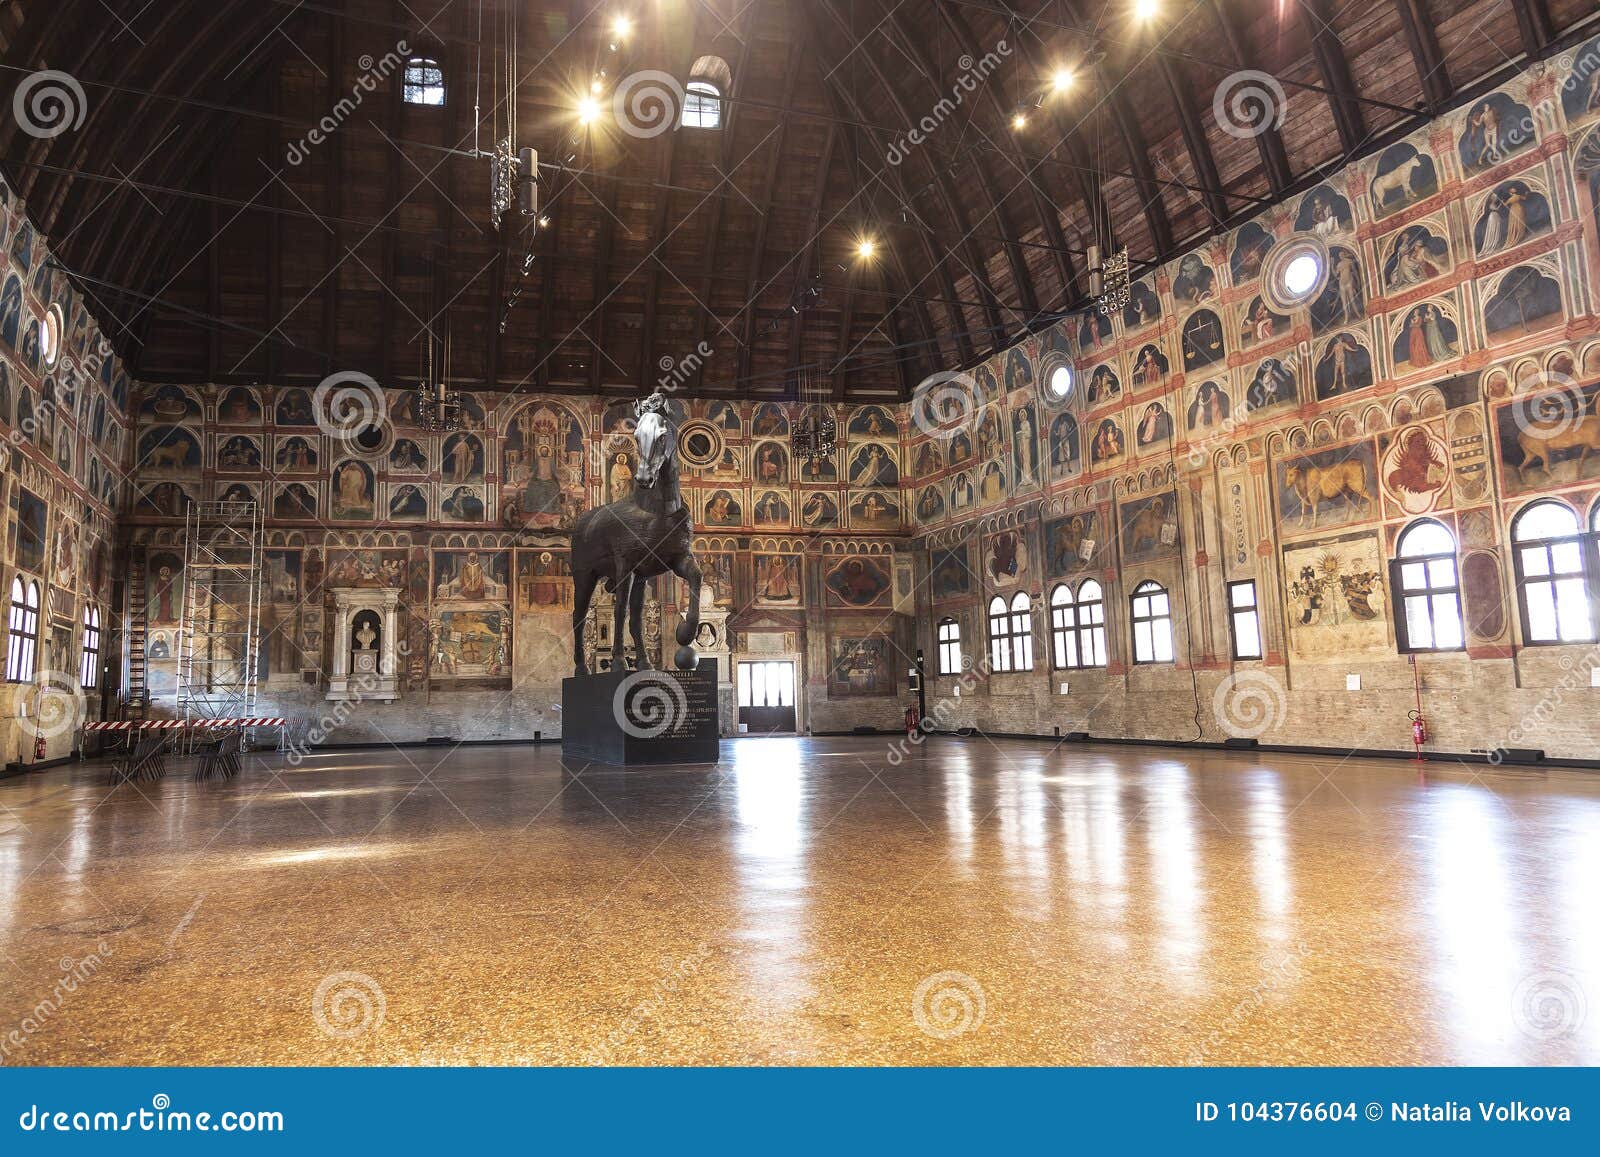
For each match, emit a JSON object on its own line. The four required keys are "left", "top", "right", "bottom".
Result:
{"left": 631, "top": 389, "right": 676, "bottom": 491}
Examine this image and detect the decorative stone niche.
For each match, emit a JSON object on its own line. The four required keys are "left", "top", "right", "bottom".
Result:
{"left": 326, "top": 587, "right": 401, "bottom": 701}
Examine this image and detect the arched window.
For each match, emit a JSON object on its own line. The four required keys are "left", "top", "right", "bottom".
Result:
{"left": 989, "top": 593, "right": 1034, "bottom": 673}
{"left": 1130, "top": 580, "right": 1174, "bottom": 664}
{"left": 1051, "top": 582, "right": 1106, "bottom": 669}
{"left": 6, "top": 578, "right": 40, "bottom": 682}
{"left": 1392, "top": 519, "right": 1464, "bottom": 653}
{"left": 936, "top": 616, "right": 962, "bottom": 676}
{"left": 1009, "top": 591, "right": 1034, "bottom": 671}
{"left": 681, "top": 55, "right": 731, "bottom": 129}
{"left": 1076, "top": 580, "right": 1108, "bottom": 667}
{"left": 80, "top": 604, "right": 101, "bottom": 689}
{"left": 402, "top": 56, "right": 445, "bottom": 105}
{"left": 1511, "top": 500, "right": 1595, "bottom": 644}
{"left": 1049, "top": 584, "right": 1077, "bottom": 668}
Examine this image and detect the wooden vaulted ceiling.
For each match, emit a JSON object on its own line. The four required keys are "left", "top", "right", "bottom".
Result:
{"left": 1, "top": 0, "right": 1594, "bottom": 401}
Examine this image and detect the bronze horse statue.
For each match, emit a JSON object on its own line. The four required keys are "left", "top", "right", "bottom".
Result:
{"left": 571, "top": 391, "right": 704, "bottom": 675}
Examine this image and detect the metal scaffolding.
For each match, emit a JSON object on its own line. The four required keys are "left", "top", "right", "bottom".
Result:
{"left": 177, "top": 500, "right": 263, "bottom": 746}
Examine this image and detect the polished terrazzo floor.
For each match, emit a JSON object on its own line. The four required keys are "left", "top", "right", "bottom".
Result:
{"left": 1, "top": 736, "right": 1596, "bottom": 1065}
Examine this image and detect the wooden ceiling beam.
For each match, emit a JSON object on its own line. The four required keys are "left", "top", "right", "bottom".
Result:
{"left": 1301, "top": 0, "right": 1367, "bottom": 155}
{"left": 1205, "top": 0, "right": 1292, "bottom": 195}
{"left": 1392, "top": 0, "right": 1452, "bottom": 112}
{"left": 814, "top": 0, "right": 1009, "bottom": 353}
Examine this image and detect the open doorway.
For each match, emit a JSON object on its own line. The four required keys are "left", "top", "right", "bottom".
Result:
{"left": 736, "top": 659, "right": 797, "bottom": 734}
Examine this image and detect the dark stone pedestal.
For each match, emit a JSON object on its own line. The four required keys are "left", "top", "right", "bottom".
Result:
{"left": 561, "top": 660, "right": 721, "bottom": 765}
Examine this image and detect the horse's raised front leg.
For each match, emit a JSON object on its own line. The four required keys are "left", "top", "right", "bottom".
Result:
{"left": 669, "top": 554, "right": 703, "bottom": 670}
{"left": 628, "top": 576, "right": 651, "bottom": 669}
{"left": 611, "top": 571, "right": 633, "bottom": 672}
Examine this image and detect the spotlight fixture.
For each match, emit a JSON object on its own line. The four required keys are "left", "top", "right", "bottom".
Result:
{"left": 856, "top": 237, "right": 877, "bottom": 260}
{"left": 1134, "top": 0, "right": 1158, "bottom": 21}
{"left": 611, "top": 14, "right": 633, "bottom": 39}
{"left": 537, "top": 215, "right": 551, "bottom": 230}
{"left": 578, "top": 96, "right": 600, "bottom": 124}
{"left": 1011, "top": 111, "right": 1027, "bottom": 131}
{"left": 1051, "top": 67, "right": 1075, "bottom": 93}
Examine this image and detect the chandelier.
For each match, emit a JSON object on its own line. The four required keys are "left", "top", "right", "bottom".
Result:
{"left": 413, "top": 319, "right": 461, "bottom": 432}
{"left": 790, "top": 362, "right": 837, "bottom": 464}
{"left": 1089, "top": 243, "right": 1130, "bottom": 315}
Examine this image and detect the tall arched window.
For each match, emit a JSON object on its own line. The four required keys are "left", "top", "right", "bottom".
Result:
{"left": 1076, "top": 579, "right": 1108, "bottom": 667}
{"left": 1049, "top": 584, "right": 1078, "bottom": 669}
{"left": 1130, "top": 580, "right": 1174, "bottom": 664}
{"left": 1008, "top": 591, "right": 1034, "bottom": 671}
{"left": 1392, "top": 519, "right": 1464, "bottom": 653}
{"left": 6, "top": 577, "right": 40, "bottom": 681}
{"left": 80, "top": 604, "right": 101, "bottom": 689}
{"left": 936, "top": 616, "right": 962, "bottom": 675}
{"left": 988, "top": 596, "right": 1013, "bottom": 672}
{"left": 989, "top": 593, "right": 1034, "bottom": 672}
{"left": 1511, "top": 500, "right": 1595, "bottom": 644}
{"left": 1050, "top": 582, "right": 1106, "bottom": 669}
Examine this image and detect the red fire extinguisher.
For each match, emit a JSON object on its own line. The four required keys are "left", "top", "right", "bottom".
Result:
{"left": 1409, "top": 710, "right": 1428, "bottom": 748}
{"left": 33, "top": 728, "right": 47, "bottom": 761}
{"left": 904, "top": 704, "right": 920, "bottom": 737}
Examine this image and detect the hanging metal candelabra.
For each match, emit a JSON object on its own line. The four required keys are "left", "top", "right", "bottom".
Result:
{"left": 790, "top": 361, "right": 837, "bottom": 465}
{"left": 413, "top": 320, "right": 462, "bottom": 432}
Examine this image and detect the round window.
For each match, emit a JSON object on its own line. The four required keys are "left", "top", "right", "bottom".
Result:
{"left": 1263, "top": 236, "right": 1329, "bottom": 311}
{"left": 1047, "top": 364, "right": 1074, "bottom": 400}
{"left": 40, "top": 305, "right": 63, "bottom": 368}
{"left": 676, "top": 420, "right": 722, "bottom": 468}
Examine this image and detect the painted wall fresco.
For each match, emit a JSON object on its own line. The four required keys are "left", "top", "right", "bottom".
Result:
{"left": 904, "top": 46, "right": 1600, "bottom": 757}
{"left": 0, "top": 174, "right": 131, "bottom": 764}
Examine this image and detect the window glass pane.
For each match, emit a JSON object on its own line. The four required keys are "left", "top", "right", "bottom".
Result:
{"left": 1051, "top": 585, "right": 1069, "bottom": 607}
{"left": 1401, "top": 561, "right": 1427, "bottom": 589}
{"left": 1554, "top": 578, "right": 1595, "bottom": 641}
{"left": 1520, "top": 545, "right": 1551, "bottom": 577}
{"left": 1405, "top": 595, "right": 1434, "bottom": 649}
{"left": 1432, "top": 594, "right": 1464, "bottom": 650}
{"left": 1079, "top": 580, "right": 1102, "bottom": 601}
{"left": 737, "top": 662, "right": 751, "bottom": 706}
{"left": 1525, "top": 581, "right": 1558, "bottom": 641}
{"left": 1230, "top": 582, "right": 1256, "bottom": 609}
{"left": 1154, "top": 619, "right": 1174, "bottom": 663}
{"left": 1152, "top": 592, "right": 1170, "bottom": 616}
{"left": 1550, "top": 541, "right": 1583, "bottom": 574}
{"left": 1515, "top": 501, "right": 1579, "bottom": 541}
{"left": 1134, "top": 620, "right": 1152, "bottom": 662}
{"left": 1235, "top": 609, "right": 1262, "bottom": 659}
{"left": 1399, "top": 522, "right": 1454, "bottom": 557}
{"left": 1427, "top": 557, "right": 1456, "bottom": 587}
{"left": 1091, "top": 627, "right": 1108, "bottom": 667}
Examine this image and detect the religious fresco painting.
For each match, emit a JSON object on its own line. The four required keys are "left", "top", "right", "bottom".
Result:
{"left": 829, "top": 634, "right": 893, "bottom": 698}
{"left": 1116, "top": 491, "right": 1179, "bottom": 565}
{"left": 1045, "top": 511, "right": 1101, "bottom": 575}
{"left": 822, "top": 555, "right": 892, "bottom": 609}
